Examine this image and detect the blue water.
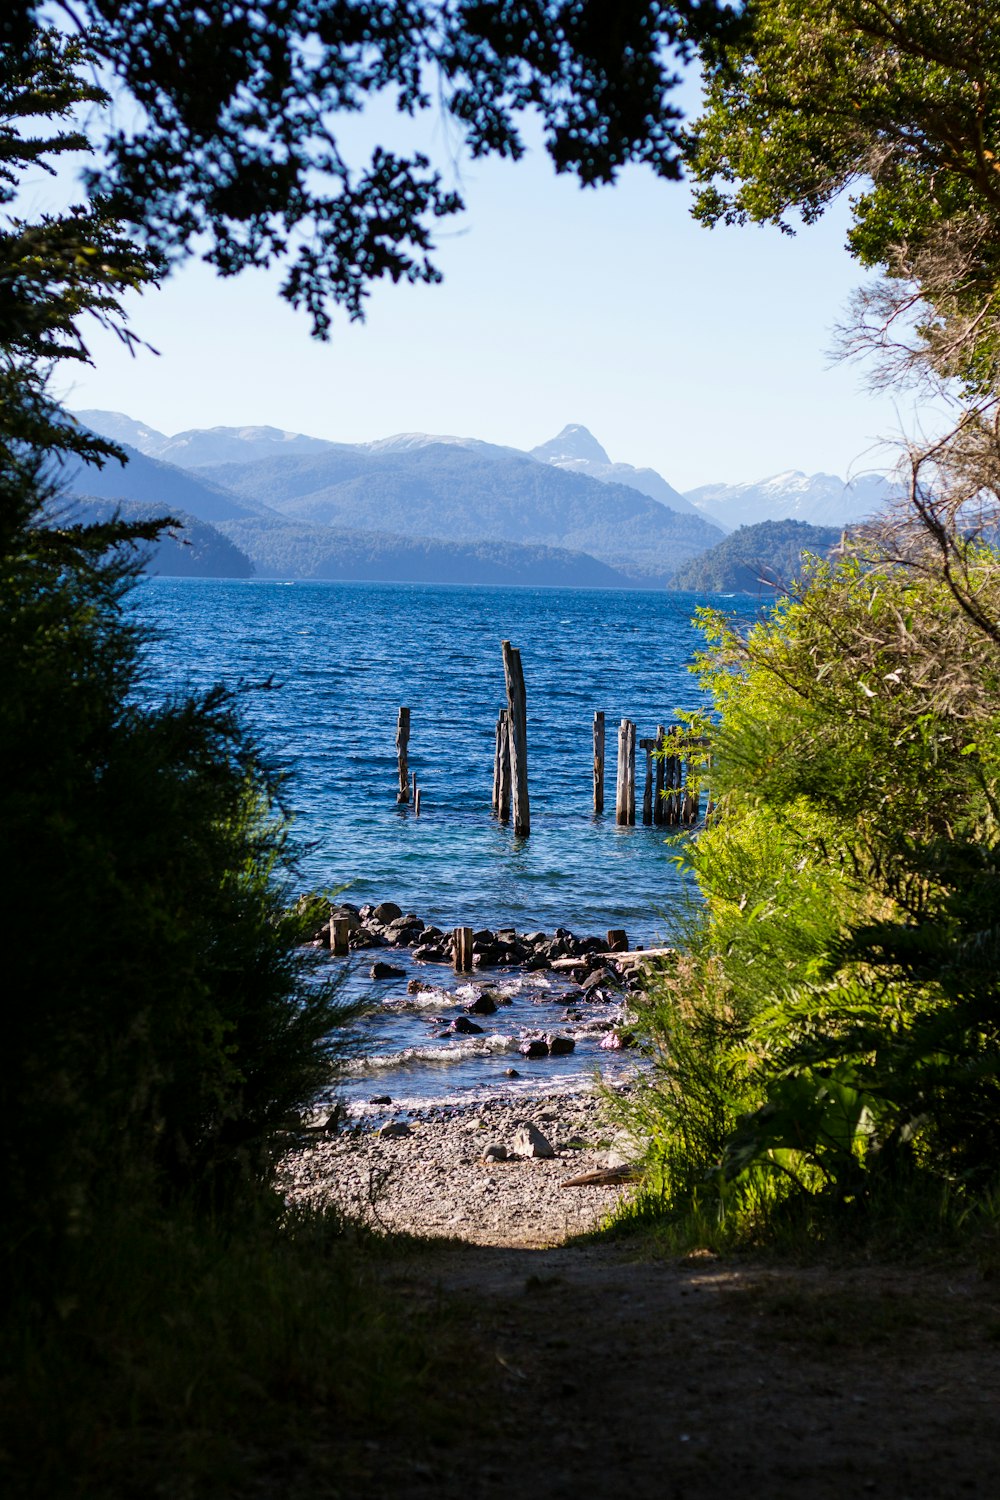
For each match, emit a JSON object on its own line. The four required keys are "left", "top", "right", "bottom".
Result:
{"left": 134, "top": 578, "right": 758, "bottom": 1107}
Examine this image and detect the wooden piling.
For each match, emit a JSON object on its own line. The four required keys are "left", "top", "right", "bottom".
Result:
{"left": 653, "top": 724, "right": 666, "bottom": 826}
{"left": 414, "top": 786, "right": 422, "bottom": 817}
{"left": 616, "top": 718, "right": 636, "bottom": 826}
{"left": 454, "top": 925, "right": 474, "bottom": 972}
{"left": 395, "top": 706, "right": 410, "bottom": 804}
{"left": 640, "top": 738, "right": 655, "bottom": 826}
{"left": 593, "top": 710, "right": 605, "bottom": 815}
{"left": 329, "top": 916, "right": 350, "bottom": 956}
{"left": 501, "top": 641, "right": 530, "bottom": 836}
{"left": 493, "top": 708, "right": 511, "bottom": 820}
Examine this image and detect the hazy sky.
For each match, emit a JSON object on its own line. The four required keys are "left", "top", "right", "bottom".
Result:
{"left": 58, "top": 93, "right": 936, "bottom": 491}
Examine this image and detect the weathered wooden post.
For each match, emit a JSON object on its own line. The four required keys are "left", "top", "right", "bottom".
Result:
{"left": 653, "top": 724, "right": 666, "bottom": 827}
{"left": 329, "top": 915, "right": 350, "bottom": 956}
{"left": 501, "top": 641, "right": 530, "bottom": 836}
{"left": 493, "top": 708, "right": 511, "bottom": 820}
{"left": 593, "top": 710, "right": 605, "bottom": 815}
{"left": 616, "top": 718, "right": 636, "bottom": 826}
{"left": 395, "top": 706, "right": 410, "bottom": 804}
{"left": 453, "top": 926, "right": 474, "bottom": 972}
{"left": 640, "top": 738, "right": 655, "bottom": 826}
{"left": 414, "top": 784, "right": 422, "bottom": 817}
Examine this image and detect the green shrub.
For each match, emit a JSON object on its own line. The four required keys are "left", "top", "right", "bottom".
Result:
{"left": 0, "top": 458, "right": 353, "bottom": 1250}
{"left": 620, "top": 547, "right": 1000, "bottom": 1243}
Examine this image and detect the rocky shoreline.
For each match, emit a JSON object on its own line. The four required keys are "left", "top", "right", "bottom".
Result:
{"left": 284, "top": 1082, "right": 645, "bottom": 1248}
{"left": 312, "top": 897, "right": 671, "bottom": 982}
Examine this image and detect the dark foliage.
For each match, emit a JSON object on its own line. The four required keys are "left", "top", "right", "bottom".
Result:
{"left": 1, "top": 459, "right": 348, "bottom": 1249}
{"left": 4, "top": 1, "right": 736, "bottom": 334}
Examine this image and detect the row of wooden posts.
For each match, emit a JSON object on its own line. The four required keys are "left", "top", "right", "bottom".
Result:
{"left": 328, "top": 917, "right": 630, "bottom": 972}
{"left": 394, "top": 640, "right": 708, "bottom": 834}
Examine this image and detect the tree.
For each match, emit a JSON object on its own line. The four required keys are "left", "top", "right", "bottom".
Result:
{"left": 0, "top": 31, "right": 353, "bottom": 1247}
{"left": 0, "top": 26, "right": 160, "bottom": 467}
{"left": 688, "top": 0, "right": 1000, "bottom": 393}
{"left": 628, "top": 546, "right": 1000, "bottom": 1232}
{"left": 3, "top": 1, "right": 736, "bottom": 336}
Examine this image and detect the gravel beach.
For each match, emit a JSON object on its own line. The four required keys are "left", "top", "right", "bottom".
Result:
{"left": 283, "top": 1083, "right": 642, "bottom": 1246}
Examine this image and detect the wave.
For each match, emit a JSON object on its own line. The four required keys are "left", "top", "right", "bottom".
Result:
{"left": 346, "top": 1033, "right": 517, "bottom": 1073}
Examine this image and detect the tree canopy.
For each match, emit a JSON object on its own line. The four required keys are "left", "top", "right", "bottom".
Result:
{"left": 3, "top": 1, "right": 736, "bottom": 337}
{"left": 689, "top": 1, "right": 1000, "bottom": 397}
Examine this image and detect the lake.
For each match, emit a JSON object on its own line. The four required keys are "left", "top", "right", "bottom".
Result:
{"left": 135, "top": 577, "right": 757, "bottom": 1109}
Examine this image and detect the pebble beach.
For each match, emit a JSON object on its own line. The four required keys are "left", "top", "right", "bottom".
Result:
{"left": 284, "top": 1083, "right": 644, "bottom": 1247}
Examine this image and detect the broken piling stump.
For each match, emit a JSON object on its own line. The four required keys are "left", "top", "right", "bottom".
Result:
{"left": 501, "top": 641, "right": 530, "bottom": 836}
{"left": 395, "top": 707, "right": 410, "bottom": 804}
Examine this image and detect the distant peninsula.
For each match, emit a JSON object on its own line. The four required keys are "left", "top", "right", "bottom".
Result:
{"left": 667, "top": 519, "right": 843, "bottom": 595}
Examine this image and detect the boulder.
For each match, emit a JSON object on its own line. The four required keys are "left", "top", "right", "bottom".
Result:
{"left": 373, "top": 901, "right": 403, "bottom": 924}
{"left": 482, "top": 1144, "right": 508, "bottom": 1163}
{"left": 370, "top": 960, "right": 406, "bottom": 981}
{"left": 512, "top": 1123, "right": 555, "bottom": 1159}
{"left": 519, "top": 1038, "right": 550, "bottom": 1059}
{"left": 449, "top": 1015, "right": 484, "bottom": 1035}
{"left": 379, "top": 1121, "right": 412, "bottom": 1139}
{"left": 466, "top": 991, "right": 498, "bottom": 1015}
{"left": 331, "top": 904, "right": 363, "bottom": 932}
{"left": 546, "top": 1033, "right": 576, "bottom": 1056}
{"left": 582, "top": 967, "right": 615, "bottom": 993}
{"left": 411, "top": 943, "right": 448, "bottom": 963}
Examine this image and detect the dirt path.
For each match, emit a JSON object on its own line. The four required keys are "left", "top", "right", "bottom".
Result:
{"left": 368, "top": 1242, "right": 1000, "bottom": 1500}
{"left": 288, "top": 1093, "right": 1000, "bottom": 1497}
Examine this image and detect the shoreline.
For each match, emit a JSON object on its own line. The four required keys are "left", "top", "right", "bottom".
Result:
{"left": 284, "top": 1081, "right": 644, "bottom": 1248}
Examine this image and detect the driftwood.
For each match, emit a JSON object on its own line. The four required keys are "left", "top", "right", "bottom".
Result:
{"left": 560, "top": 1165, "right": 639, "bottom": 1188}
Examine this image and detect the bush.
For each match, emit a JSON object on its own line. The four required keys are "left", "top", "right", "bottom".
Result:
{"left": 0, "top": 458, "right": 352, "bottom": 1250}
{"left": 620, "top": 546, "right": 1000, "bottom": 1242}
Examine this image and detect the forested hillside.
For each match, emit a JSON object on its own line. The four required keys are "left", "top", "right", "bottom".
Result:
{"left": 667, "top": 519, "right": 842, "bottom": 593}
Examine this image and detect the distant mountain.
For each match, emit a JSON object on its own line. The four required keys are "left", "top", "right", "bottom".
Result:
{"left": 200, "top": 440, "right": 723, "bottom": 578}
{"left": 60, "top": 439, "right": 266, "bottom": 524}
{"left": 531, "top": 423, "right": 700, "bottom": 515}
{"left": 73, "top": 409, "right": 336, "bottom": 468}
{"left": 57, "top": 497, "right": 254, "bottom": 578}
{"left": 668, "top": 519, "right": 844, "bottom": 594}
{"left": 685, "top": 470, "right": 892, "bottom": 530}
{"left": 217, "top": 516, "right": 670, "bottom": 588}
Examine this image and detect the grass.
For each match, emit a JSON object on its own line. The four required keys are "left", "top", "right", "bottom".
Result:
{"left": 602, "top": 1164, "right": 1000, "bottom": 1277}
{"left": 0, "top": 1203, "right": 486, "bottom": 1500}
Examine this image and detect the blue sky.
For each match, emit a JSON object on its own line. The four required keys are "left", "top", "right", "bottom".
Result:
{"left": 57, "top": 92, "right": 936, "bottom": 492}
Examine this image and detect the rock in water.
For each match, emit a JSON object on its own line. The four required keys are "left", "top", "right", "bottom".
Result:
{"left": 370, "top": 960, "right": 406, "bottom": 980}
{"left": 512, "top": 1123, "right": 555, "bottom": 1159}
{"left": 546, "top": 1034, "right": 576, "bottom": 1056}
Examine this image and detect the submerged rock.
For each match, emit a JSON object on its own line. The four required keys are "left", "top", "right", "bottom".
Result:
{"left": 370, "top": 960, "right": 406, "bottom": 981}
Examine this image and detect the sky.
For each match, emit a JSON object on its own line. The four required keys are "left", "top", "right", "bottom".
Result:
{"left": 54, "top": 85, "right": 938, "bottom": 492}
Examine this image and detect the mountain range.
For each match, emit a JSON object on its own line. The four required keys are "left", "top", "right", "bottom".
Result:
{"left": 66, "top": 410, "right": 894, "bottom": 586}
